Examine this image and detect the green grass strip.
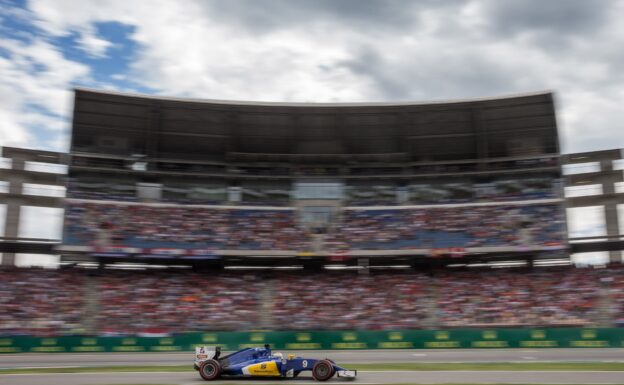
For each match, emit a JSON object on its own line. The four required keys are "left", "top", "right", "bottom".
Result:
{"left": 1, "top": 362, "right": 624, "bottom": 375}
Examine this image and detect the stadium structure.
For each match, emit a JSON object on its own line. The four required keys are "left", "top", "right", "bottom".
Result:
{"left": 1, "top": 89, "right": 623, "bottom": 268}
{"left": 2, "top": 89, "right": 624, "bottom": 338}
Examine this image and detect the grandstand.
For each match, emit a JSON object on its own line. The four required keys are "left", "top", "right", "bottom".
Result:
{"left": 2, "top": 265, "right": 624, "bottom": 336}
{"left": 54, "top": 88, "right": 567, "bottom": 266}
{"left": 1, "top": 89, "right": 624, "bottom": 336}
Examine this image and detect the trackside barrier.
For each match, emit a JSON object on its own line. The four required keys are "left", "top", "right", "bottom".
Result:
{"left": 1, "top": 328, "right": 623, "bottom": 353}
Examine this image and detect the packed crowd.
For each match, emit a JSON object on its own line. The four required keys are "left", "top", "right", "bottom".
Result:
{"left": 325, "top": 204, "right": 565, "bottom": 250}
{"left": 1, "top": 266, "right": 622, "bottom": 336}
{"left": 612, "top": 270, "right": 624, "bottom": 327}
{"left": 435, "top": 269, "right": 609, "bottom": 327}
{"left": 0, "top": 268, "right": 86, "bottom": 336}
{"left": 64, "top": 203, "right": 310, "bottom": 250}
{"left": 272, "top": 272, "right": 431, "bottom": 330}
{"left": 64, "top": 202, "right": 564, "bottom": 251}
{"left": 96, "top": 271, "right": 263, "bottom": 335}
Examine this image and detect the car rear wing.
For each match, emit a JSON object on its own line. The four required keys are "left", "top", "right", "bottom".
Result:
{"left": 194, "top": 346, "right": 220, "bottom": 363}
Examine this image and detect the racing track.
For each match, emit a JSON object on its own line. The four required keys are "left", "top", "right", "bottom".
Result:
{"left": 2, "top": 349, "right": 624, "bottom": 368}
{"left": 2, "top": 349, "right": 624, "bottom": 385}
{"left": 3, "top": 370, "right": 624, "bottom": 385}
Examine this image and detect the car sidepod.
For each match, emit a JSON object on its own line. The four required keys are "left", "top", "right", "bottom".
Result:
{"left": 241, "top": 359, "right": 282, "bottom": 376}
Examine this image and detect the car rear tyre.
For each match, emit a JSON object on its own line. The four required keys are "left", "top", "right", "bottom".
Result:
{"left": 199, "top": 359, "right": 221, "bottom": 381}
{"left": 312, "top": 359, "right": 335, "bottom": 381}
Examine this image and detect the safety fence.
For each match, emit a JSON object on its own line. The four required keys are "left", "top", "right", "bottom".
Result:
{"left": 1, "top": 328, "right": 623, "bottom": 353}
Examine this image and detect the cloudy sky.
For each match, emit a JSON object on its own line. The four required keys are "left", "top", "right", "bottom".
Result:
{"left": 1, "top": 0, "right": 622, "bottom": 265}
{"left": 1, "top": 0, "right": 624, "bottom": 153}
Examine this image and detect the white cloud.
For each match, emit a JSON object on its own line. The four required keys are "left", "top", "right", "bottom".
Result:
{"left": 0, "top": 36, "right": 88, "bottom": 151}
{"left": 18, "top": 206, "right": 64, "bottom": 239}
{"left": 17, "top": 0, "right": 624, "bottom": 152}
{"left": 28, "top": 0, "right": 114, "bottom": 57}
{"left": 2, "top": 0, "right": 624, "bottom": 267}
{"left": 566, "top": 206, "right": 606, "bottom": 238}
{"left": 76, "top": 27, "right": 113, "bottom": 58}
{"left": 0, "top": 102, "right": 33, "bottom": 147}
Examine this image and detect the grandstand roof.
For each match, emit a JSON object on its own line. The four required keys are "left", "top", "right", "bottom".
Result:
{"left": 75, "top": 87, "right": 554, "bottom": 107}
{"left": 71, "top": 88, "right": 559, "bottom": 162}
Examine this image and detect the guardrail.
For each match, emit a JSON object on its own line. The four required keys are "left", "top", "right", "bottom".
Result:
{"left": 1, "top": 328, "right": 623, "bottom": 353}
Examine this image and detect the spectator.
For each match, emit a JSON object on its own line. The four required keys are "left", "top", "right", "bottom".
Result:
{"left": 64, "top": 203, "right": 310, "bottom": 251}
{"left": 1, "top": 266, "right": 619, "bottom": 335}
{"left": 325, "top": 204, "right": 565, "bottom": 250}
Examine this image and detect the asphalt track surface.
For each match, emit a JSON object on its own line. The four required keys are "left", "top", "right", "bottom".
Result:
{"left": 3, "top": 371, "right": 624, "bottom": 385}
{"left": 2, "top": 349, "right": 624, "bottom": 368}
{"left": 3, "top": 349, "right": 624, "bottom": 385}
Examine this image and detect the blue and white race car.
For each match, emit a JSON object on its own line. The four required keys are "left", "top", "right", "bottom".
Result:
{"left": 194, "top": 345, "right": 357, "bottom": 381}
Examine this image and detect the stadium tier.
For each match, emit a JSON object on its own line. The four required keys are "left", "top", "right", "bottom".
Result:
{"left": 59, "top": 89, "right": 565, "bottom": 262}
{"left": 1, "top": 266, "right": 622, "bottom": 336}
{"left": 327, "top": 204, "right": 564, "bottom": 250}
{"left": 64, "top": 203, "right": 309, "bottom": 251}
{"left": 62, "top": 201, "right": 565, "bottom": 252}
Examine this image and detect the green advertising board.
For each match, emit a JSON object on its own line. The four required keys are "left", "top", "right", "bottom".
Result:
{"left": 1, "top": 328, "right": 623, "bottom": 353}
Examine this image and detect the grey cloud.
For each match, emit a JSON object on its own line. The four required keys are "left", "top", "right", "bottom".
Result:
{"left": 338, "top": 43, "right": 527, "bottom": 102}
{"left": 337, "top": 46, "right": 411, "bottom": 99}
{"left": 18, "top": 0, "right": 621, "bottom": 153}
{"left": 481, "top": 0, "right": 613, "bottom": 37}
{"left": 202, "top": 0, "right": 464, "bottom": 34}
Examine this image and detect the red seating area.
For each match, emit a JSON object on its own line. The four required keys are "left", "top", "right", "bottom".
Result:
{"left": 435, "top": 269, "right": 608, "bottom": 327}
{"left": 272, "top": 272, "right": 431, "bottom": 330}
{"left": 0, "top": 268, "right": 86, "bottom": 336}
{"left": 0, "top": 266, "right": 622, "bottom": 335}
{"left": 95, "top": 271, "right": 263, "bottom": 335}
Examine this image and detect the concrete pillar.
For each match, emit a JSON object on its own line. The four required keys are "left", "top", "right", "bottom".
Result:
{"left": 2, "top": 202, "right": 20, "bottom": 265}
{"left": 11, "top": 157, "right": 25, "bottom": 172}
{"left": 605, "top": 203, "right": 621, "bottom": 263}
{"left": 2, "top": 156, "right": 25, "bottom": 266}
{"left": 600, "top": 159, "right": 621, "bottom": 263}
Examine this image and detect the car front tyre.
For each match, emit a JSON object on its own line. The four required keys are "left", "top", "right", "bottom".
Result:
{"left": 199, "top": 359, "right": 221, "bottom": 381}
{"left": 312, "top": 359, "right": 335, "bottom": 381}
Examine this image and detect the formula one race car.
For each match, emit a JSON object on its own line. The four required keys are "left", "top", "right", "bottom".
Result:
{"left": 193, "top": 345, "right": 357, "bottom": 381}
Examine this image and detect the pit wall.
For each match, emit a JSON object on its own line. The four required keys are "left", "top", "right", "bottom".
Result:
{"left": 1, "top": 328, "right": 623, "bottom": 353}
